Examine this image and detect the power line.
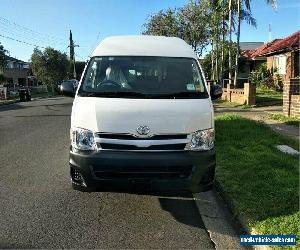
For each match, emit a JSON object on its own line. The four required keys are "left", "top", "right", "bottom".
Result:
{"left": 0, "top": 16, "right": 66, "bottom": 44}
{"left": 0, "top": 16, "right": 91, "bottom": 60}
{"left": 0, "top": 24, "right": 64, "bottom": 48}
{"left": 75, "top": 53, "right": 86, "bottom": 60}
{"left": 0, "top": 33, "right": 47, "bottom": 49}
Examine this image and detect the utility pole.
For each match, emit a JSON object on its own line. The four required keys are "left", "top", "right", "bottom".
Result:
{"left": 268, "top": 24, "right": 272, "bottom": 42}
{"left": 68, "top": 30, "right": 79, "bottom": 79}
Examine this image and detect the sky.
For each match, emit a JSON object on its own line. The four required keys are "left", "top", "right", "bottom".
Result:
{"left": 0, "top": 0, "right": 299, "bottom": 62}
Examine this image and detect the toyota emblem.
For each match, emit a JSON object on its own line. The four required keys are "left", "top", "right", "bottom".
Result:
{"left": 137, "top": 125, "right": 150, "bottom": 135}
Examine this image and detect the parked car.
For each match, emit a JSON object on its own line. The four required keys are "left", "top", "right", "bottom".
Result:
{"left": 61, "top": 35, "right": 222, "bottom": 192}
{"left": 59, "top": 79, "right": 78, "bottom": 94}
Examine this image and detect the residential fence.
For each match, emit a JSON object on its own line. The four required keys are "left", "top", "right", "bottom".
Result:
{"left": 30, "top": 85, "right": 48, "bottom": 93}
{"left": 221, "top": 83, "right": 256, "bottom": 105}
{"left": 283, "top": 78, "right": 300, "bottom": 117}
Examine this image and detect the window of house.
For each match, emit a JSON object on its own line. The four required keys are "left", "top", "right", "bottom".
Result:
{"left": 7, "top": 62, "right": 14, "bottom": 69}
{"left": 273, "top": 55, "right": 287, "bottom": 74}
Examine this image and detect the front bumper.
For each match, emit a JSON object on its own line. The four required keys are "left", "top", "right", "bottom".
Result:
{"left": 69, "top": 148, "right": 216, "bottom": 192}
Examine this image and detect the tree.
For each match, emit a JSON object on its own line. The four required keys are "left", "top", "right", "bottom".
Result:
{"left": 202, "top": 41, "right": 237, "bottom": 81}
{"left": 143, "top": 1, "right": 209, "bottom": 57}
{"left": 143, "top": 9, "right": 180, "bottom": 37}
{"left": 31, "top": 47, "right": 68, "bottom": 93}
{"left": 0, "top": 43, "right": 7, "bottom": 72}
{"left": 177, "top": 1, "right": 210, "bottom": 55}
{"left": 0, "top": 43, "right": 8, "bottom": 84}
{"left": 205, "top": 0, "right": 224, "bottom": 81}
{"left": 75, "top": 61, "right": 86, "bottom": 80}
{"left": 228, "top": 0, "right": 233, "bottom": 85}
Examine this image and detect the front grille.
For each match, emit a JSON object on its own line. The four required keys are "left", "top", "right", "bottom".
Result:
{"left": 93, "top": 165, "right": 193, "bottom": 180}
{"left": 97, "top": 133, "right": 187, "bottom": 140}
{"left": 96, "top": 132, "right": 188, "bottom": 151}
{"left": 98, "top": 143, "right": 186, "bottom": 151}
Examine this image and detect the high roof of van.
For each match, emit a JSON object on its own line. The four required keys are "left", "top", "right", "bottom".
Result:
{"left": 91, "top": 35, "right": 198, "bottom": 58}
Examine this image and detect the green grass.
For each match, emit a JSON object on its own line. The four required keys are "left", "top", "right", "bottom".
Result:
{"left": 269, "top": 113, "right": 300, "bottom": 128}
{"left": 256, "top": 87, "right": 283, "bottom": 107}
{"left": 215, "top": 114, "right": 299, "bottom": 244}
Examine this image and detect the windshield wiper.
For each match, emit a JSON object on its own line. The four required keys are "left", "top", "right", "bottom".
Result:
{"left": 153, "top": 91, "right": 208, "bottom": 99}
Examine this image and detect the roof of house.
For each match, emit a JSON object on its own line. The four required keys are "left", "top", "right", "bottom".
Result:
{"left": 240, "top": 42, "right": 264, "bottom": 51}
{"left": 241, "top": 30, "right": 300, "bottom": 58}
{"left": 91, "top": 35, "right": 197, "bottom": 58}
{"left": 5, "top": 55, "right": 27, "bottom": 63}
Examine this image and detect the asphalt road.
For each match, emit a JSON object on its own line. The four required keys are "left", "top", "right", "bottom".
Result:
{"left": 0, "top": 97, "right": 214, "bottom": 249}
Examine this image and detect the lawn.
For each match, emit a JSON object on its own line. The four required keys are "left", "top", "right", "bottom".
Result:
{"left": 256, "top": 87, "right": 283, "bottom": 106}
{"left": 269, "top": 113, "right": 300, "bottom": 128}
{"left": 215, "top": 114, "right": 299, "bottom": 245}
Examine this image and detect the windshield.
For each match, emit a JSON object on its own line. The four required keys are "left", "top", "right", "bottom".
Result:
{"left": 78, "top": 56, "right": 208, "bottom": 99}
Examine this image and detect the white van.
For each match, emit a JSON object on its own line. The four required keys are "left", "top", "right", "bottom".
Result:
{"left": 61, "top": 35, "right": 222, "bottom": 192}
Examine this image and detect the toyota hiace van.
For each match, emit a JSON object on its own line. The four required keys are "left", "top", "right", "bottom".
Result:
{"left": 61, "top": 35, "right": 222, "bottom": 192}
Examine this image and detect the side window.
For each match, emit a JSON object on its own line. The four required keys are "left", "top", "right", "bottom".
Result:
{"left": 85, "top": 61, "right": 97, "bottom": 88}
{"left": 191, "top": 62, "right": 204, "bottom": 92}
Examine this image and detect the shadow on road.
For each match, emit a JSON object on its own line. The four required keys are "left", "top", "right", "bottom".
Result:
{"left": 15, "top": 114, "right": 70, "bottom": 118}
{"left": 159, "top": 195, "right": 207, "bottom": 229}
{"left": 0, "top": 103, "right": 25, "bottom": 112}
{"left": 91, "top": 184, "right": 207, "bottom": 229}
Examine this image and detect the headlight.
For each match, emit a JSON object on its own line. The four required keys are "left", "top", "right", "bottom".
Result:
{"left": 185, "top": 128, "right": 215, "bottom": 151}
{"left": 70, "top": 127, "right": 97, "bottom": 151}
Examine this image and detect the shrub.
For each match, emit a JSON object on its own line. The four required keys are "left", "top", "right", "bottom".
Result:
{"left": 249, "top": 62, "right": 283, "bottom": 91}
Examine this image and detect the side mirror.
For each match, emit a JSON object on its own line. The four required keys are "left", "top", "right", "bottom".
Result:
{"left": 211, "top": 84, "right": 223, "bottom": 100}
{"left": 61, "top": 81, "right": 75, "bottom": 97}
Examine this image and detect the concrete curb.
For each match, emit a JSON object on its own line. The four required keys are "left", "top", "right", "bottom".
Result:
{"left": 0, "top": 99, "right": 19, "bottom": 106}
{"left": 0, "top": 95, "right": 59, "bottom": 107}
{"left": 214, "top": 180, "right": 251, "bottom": 233}
{"left": 193, "top": 188, "right": 246, "bottom": 250}
{"left": 214, "top": 180, "right": 271, "bottom": 250}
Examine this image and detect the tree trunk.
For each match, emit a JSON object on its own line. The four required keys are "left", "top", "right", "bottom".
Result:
{"left": 234, "top": 0, "right": 241, "bottom": 87}
{"left": 215, "top": 26, "right": 219, "bottom": 83}
{"left": 228, "top": 0, "right": 233, "bottom": 85}
{"left": 211, "top": 41, "right": 214, "bottom": 80}
{"left": 220, "top": 0, "right": 225, "bottom": 87}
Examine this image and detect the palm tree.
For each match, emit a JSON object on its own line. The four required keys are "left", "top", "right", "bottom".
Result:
{"left": 233, "top": 0, "right": 277, "bottom": 87}
{"left": 228, "top": 0, "right": 233, "bottom": 85}
{"left": 206, "top": 0, "right": 225, "bottom": 82}
{"left": 233, "top": 0, "right": 241, "bottom": 87}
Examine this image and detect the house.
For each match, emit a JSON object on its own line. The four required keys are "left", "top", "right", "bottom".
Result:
{"left": 4, "top": 56, "right": 30, "bottom": 86}
{"left": 237, "top": 42, "right": 265, "bottom": 86}
{"left": 3, "top": 56, "right": 38, "bottom": 88}
{"left": 244, "top": 30, "right": 300, "bottom": 81}
{"left": 239, "top": 42, "right": 265, "bottom": 76}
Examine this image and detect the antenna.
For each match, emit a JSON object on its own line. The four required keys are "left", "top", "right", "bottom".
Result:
{"left": 268, "top": 24, "right": 272, "bottom": 42}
